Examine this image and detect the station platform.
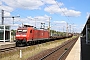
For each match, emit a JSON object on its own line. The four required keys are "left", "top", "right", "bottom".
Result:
{"left": 66, "top": 37, "right": 81, "bottom": 60}
{"left": 0, "top": 42, "right": 15, "bottom": 49}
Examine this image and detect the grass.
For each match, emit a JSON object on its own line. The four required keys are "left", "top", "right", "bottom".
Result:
{"left": 0, "top": 36, "right": 78, "bottom": 60}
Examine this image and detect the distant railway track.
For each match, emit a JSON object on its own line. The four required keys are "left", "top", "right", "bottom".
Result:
{"left": 0, "top": 46, "right": 31, "bottom": 54}
{"left": 27, "top": 37, "right": 78, "bottom": 60}
{"left": 0, "top": 45, "right": 31, "bottom": 59}
{"left": 0, "top": 47, "right": 16, "bottom": 52}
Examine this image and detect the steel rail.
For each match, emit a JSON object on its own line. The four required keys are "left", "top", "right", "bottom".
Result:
{"left": 0, "top": 47, "right": 16, "bottom": 52}
{"left": 57, "top": 39, "right": 77, "bottom": 60}
{"left": 40, "top": 38, "right": 77, "bottom": 60}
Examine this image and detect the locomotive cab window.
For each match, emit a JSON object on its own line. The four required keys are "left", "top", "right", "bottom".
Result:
{"left": 23, "top": 30, "right": 27, "bottom": 33}
{"left": 17, "top": 29, "right": 27, "bottom": 33}
{"left": 17, "top": 30, "right": 22, "bottom": 32}
{"left": 30, "top": 30, "right": 32, "bottom": 33}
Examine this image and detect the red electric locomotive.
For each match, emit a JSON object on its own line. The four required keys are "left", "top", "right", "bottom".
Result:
{"left": 15, "top": 25, "right": 49, "bottom": 46}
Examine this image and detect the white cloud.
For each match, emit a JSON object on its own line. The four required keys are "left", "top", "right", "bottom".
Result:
{"left": 0, "top": 5, "right": 13, "bottom": 12}
{"left": 44, "top": 4, "right": 81, "bottom": 17}
{"left": 1, "top": 0, "right": 81, "bottom": 17}
{"left": 0, "top": 1, "right": 2, "bottom": 5}
{"left": 43, "top": 0, "right": 64, "bottom": 7}
{"left": 51, "top": 20, "right": 67, "bottom": 31}
{"left": 4, "top": 11, "right": 11, "bottom": 16}
{"left": 34, "top": 15, "right": 50, "bottom": 21}
{"left": 2, "top": 0, "right": 44, "bottom": 10}
{"left": 6, "top": 15, "right": 51, "bottom": 28}
{"left": 43, "top": 0, "right": 59, "bottom": 5}
{"left": 0, "top": 1, "right": 13, "bottom": 23}
{"left": 43, "top": 0, "right": 56, "bottom": 4}
{"left": 0, "top": 0, "right": 81, "bottom": 32}
{"left": 0, "top": 0, "right": 13, "bottom": 12}
{"left": 53, "top": 21, "right": 66, "bottom": 24}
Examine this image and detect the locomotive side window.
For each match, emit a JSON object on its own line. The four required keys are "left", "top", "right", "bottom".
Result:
{"left": 30, "top": 30, "right": 32, "bottom": 33}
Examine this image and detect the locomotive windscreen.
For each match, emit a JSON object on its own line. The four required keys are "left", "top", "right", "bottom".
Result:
{"left": 17, "top": 29, "right": 27, "bottom": 33}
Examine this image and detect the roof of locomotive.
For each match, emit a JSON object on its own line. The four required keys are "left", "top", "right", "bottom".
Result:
{"left": 24, "top": 25, "right": 33, "bottom": 27}
{"left": 17, "top": 25, "right": 48, "bottom": 31}
{"left": 17, "top": 25, "right": 33, "bottom": 29}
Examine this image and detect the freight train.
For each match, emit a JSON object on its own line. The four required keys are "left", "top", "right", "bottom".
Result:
{"left": 15, "top": 25, "right": 73, "bottom": 46}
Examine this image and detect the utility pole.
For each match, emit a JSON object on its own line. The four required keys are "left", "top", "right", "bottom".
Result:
{"left": 12, "top": 17, "right": 16, "bottom": 24}
{"left": 1, "top": 10, "right": 20, "bottom": 25}
{"left": 48, "top": 17, "right": 51, "bottom": 36}
{"left": 66, "top": 23, "right": 68, "bottom": 37}
{"left": 69, "top": 25, "right": 71, "bottom": 33}
{"left": 1, "top": 10, "right": 4, "bottom": 25}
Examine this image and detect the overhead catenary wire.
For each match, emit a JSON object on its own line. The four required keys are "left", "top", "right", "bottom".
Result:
{"left": 1, "top": 0, "right": 63, "bottom": 25}
{"left": 10, "top": 1, "right": 48, "bottom": 27}
{"left": 54, "top": 0, "right": 76, "bottom": 33}
{"left": 40, "top": 0, "right": 67, "bottom": 32}
{"left": 0, "top": 10, "right": 20, "bottom": 25}
{"left": 54, "top": 0, "right": 71, "bottom": 23}
{"left": 1, "top": 0, "right": 75, "bottom": 32}
{"left": 40, "top": 0, "right": 62, "bottom": 19}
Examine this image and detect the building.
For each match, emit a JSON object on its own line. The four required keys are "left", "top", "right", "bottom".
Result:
{"left": 81, "top": 15, "right": 90, "bottom": 44}
{"left": 0, "top": 25, "right": 11, "bottom": 42}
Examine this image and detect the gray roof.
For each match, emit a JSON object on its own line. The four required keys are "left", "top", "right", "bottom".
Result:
{"left": 81, "top": 15, "right": 90, "bottom": 35}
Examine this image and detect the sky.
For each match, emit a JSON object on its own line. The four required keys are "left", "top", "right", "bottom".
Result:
{"left": 0, "top": 0, "right": 90, "bottom": 33}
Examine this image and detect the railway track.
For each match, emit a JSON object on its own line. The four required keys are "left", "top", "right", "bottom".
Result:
{"left": 0, "top": 36, "right": 78, "bottom": 60}
{"left": 27, "top": 37, "right": 78, "bottom": 60}
{"left": 57, "top": 39, "right": 76, "bottom": 60}
{"left": 0, "top": 45, "right": 31, "bottom": 59}
{"left": 0, "top": 47, "right": 17, "bottom": 52}
{"left": 0, "top": 37, "right": 73, "bottom": 55}
{"left": 0, "top": 46, "right": 30, "bottom": 53}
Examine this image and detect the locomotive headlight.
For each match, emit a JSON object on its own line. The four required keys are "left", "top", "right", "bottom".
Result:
{"left": 16, "top": 35, "right": 20, "bottom": 37}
